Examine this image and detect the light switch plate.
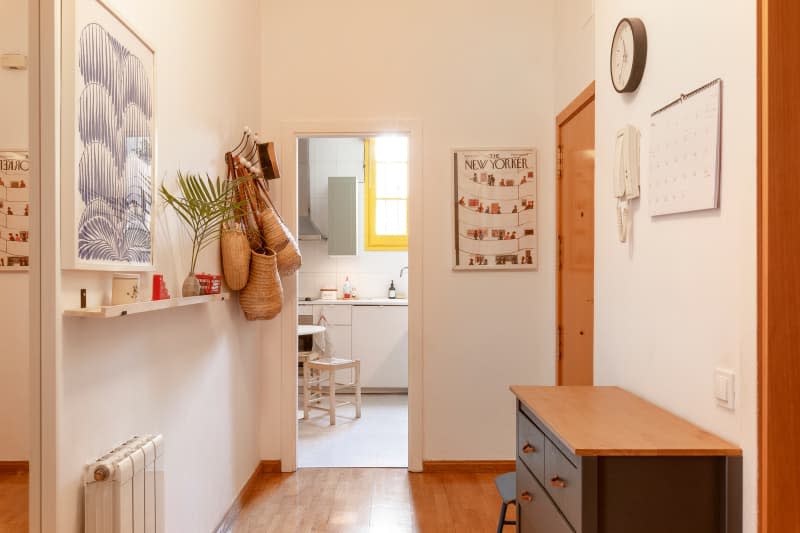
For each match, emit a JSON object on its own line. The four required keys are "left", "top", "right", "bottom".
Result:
{"left": 715, "top": 368, "right": 735, "bottom": 410}
{"left": 1, "top": 53, "right": 28, "bottom": 70}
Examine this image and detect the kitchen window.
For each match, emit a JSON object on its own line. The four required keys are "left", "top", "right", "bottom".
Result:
{"left": 364, "top": 136, "right": 409, "bottom": 251}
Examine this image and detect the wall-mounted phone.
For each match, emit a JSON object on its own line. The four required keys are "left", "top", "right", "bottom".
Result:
{"left": 614, "top": 125, "right": 640, "bottom": 242}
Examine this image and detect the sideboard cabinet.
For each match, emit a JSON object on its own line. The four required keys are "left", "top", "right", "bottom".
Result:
{"left": 510, "top": 386, "right": 742, "bottom": 533}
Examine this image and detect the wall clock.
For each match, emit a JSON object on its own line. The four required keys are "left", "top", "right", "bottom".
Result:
{"left": 610, "top": 18, "right": 647, "bottom": 93}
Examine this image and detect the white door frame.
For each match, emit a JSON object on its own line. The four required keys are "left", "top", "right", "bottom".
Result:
{"left": 30, "top": 0, "right": 60, "bottom": 530}
{"left": 278, "top": 119, "right": 424, "bottom": 472}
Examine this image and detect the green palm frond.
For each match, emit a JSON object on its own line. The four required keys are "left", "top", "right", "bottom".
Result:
{"left": 160, "top": 172, "right": 248, "bottom": 273}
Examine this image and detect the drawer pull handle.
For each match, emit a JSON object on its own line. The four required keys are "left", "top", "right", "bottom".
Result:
{"left": 521, "top": 443, "right": 536, "bottom": 454}
{"left": 549, "top": 476, "right": 567, "bottom": 489}
{"left": 519, "top": 491, "right": 534, "bottom": 502}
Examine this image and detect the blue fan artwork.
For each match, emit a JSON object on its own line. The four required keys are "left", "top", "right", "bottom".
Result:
{"left": 76, "top": 22, "right": 152, "bottom": 264}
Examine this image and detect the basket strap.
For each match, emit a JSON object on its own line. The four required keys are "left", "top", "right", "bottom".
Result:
{"left": 224, "top": 152, "right": 245, "bottom": 227}
{"left": 261, "top": 184, "right": 290, "bottom": 226}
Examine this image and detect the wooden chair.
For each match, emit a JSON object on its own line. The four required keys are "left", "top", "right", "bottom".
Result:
{"left": 297, "top": 350, "right": 321, "bottom": 419}
{"left": 302, "top": 357, "right": 362, "bottom": 425}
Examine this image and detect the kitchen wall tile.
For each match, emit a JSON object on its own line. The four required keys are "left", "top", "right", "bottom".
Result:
{"left": 298, "top": 240, "right": 332, "bottom": 273}
{"left": 337, "top": 159, "right": 363, "bottom": 179}
{"left": 310, "top": 166, "right": 332, "bottom": 198}
{"left": 333, "top": 253, "right": 361, "bottom": 274}
{"left": 336, "top": 137, "right": 364, "bottom": 155}
{"left": 355, "top": 273, "right": 395, "bottom": 299}
{"left": 311, "top": 138, "right": 338, "bottom": 162}
{"left": 298, "top": 272, "right": 337, "bottom": 298}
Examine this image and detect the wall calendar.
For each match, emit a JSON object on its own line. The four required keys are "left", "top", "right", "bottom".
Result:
{"left": 648, "top": 79, "right": 722, "bottom": 216}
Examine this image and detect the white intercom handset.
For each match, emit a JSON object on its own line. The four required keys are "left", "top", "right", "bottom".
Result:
{"left": 614, "top": 125, "right": 640, "bottom": 242}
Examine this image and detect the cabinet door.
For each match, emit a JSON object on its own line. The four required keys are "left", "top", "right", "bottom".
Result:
{"left": 312, "top": 305, "right": 352, "bottom": 326}
{"left": 327, "top": 176, "right": 358, "bottom": 255}
{"left": 351, "top": 306, "right": 408, "bottom": 388}
{"left": 322, "top": 324, "right": 351, "bottom": 359}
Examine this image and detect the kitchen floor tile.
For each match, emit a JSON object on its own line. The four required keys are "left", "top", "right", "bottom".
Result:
{"left": 298, "top": 394, "right": 408, "bottom": 468}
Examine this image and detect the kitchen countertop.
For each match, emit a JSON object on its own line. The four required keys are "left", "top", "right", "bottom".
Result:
{"left": 298, "top": 298, "right": 408, "bottom": 306}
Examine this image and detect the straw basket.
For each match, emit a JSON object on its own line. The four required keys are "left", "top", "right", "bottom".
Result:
{"left": 239, "top": 249, "right": 283, "bottom": 320}
{"left": 258, "top": 209, "right": 302, "bottom": 276}
{"left": 220, "top": 228, "right": 251, "bottom": 290}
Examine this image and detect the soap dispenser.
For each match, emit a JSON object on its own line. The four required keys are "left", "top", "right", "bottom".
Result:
{"left": 343, "top": 276, "right": 352, "bottom": 299}
{"left": 388, "top": 280, "right": 397, "bottom": 299}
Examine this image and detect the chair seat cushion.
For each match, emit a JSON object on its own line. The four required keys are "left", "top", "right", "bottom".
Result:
{"left": 494, "top": 471, "right": 516, "bottom": 504}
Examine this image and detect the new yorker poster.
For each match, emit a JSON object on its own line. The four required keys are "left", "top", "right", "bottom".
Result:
{"left": 453, "top": 148, "right": 537, "bottom": 271}
{"left": 0, "top": 151, "right": 31, "bottom": 271}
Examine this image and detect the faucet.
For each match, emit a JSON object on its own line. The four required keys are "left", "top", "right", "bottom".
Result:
{"left": 400, "top": 266, "right": 408, "bottom": 278}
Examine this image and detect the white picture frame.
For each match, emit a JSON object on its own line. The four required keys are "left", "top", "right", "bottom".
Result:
{"left": 452, "top": 147, "right": 538, "bottom": 271}
{"left": 0, "top": 150, "right": 31, "bottom": 271}
{"left": 60, "top": 0, "right": 157, "bottom": 271}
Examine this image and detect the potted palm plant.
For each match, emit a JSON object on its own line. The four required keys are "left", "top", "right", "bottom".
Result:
{"left": 160, "top": 172, "right": 246, "bottom": 296}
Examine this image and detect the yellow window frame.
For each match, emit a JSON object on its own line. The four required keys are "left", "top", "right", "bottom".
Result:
{"left": 364, "top": 138, "right": 408, "bottom": 251}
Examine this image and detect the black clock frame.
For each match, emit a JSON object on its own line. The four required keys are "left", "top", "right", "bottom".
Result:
{"left": 610, "top": 17, "right": 648, "bottom": 93}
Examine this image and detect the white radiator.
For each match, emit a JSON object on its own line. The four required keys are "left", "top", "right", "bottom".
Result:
{"left": 84, "top": 434, "right": 164, "bottom": 533}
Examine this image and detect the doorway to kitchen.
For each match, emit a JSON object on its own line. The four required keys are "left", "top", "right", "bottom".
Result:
{"left": 294, "top": 133, "right": 412, "bottom": 468}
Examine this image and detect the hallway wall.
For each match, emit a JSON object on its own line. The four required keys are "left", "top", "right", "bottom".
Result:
{"left": 258, "top": 0, "right": 558, "bottom": 461}
{"left": 555, "top": 0, "right": 595, "bottom": 111}
{"left": 592, "top": 2, "right": 758, "bottom": 532}
{"left": 53, "top": 1, "right": 264, "bottom": 531}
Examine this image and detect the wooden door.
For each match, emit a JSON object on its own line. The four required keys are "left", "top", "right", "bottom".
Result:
{"left": 760, "top": 1, "right": 800, "bottom": 530}
{"left": 557, "top": 83, "right": 595, "bottom": 386}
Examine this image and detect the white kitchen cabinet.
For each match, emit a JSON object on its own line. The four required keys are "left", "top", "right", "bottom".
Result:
{"left": 351, "top": 305, "right": 408, "bottom": 389}
{"left": 311, "top": 304, "right": 352, "bottom": 358}
{"left": 322, "top": 325, "right": 352, "bottom": 359}
{"left": 312, "top": 304, "right": 351, "bottom": 326}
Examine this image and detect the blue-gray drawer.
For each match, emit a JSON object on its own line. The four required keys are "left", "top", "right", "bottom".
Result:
{"left": 517, "top": 410, "right": 546, "bottom": 481}
{"left": 544, "top": 438, "right": 581, "bottom": 529}
{"left": 517, "top": 458, "right": 574, "bottom": 533}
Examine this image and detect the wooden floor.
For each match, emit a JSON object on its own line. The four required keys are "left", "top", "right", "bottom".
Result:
{"left": 0, "top": 471, "right": 28, "bottom": 533}
{"left": 0, "top": 468, "right": 511, "bottom": 532}
{"left": 227, "top": 468, "right": 515, "bottom": 533}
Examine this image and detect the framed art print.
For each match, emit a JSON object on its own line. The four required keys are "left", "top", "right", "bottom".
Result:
{"left": 0, "top": 151, "right": 31, "bottom": 271}
{"left": 61, "top": 0, "right": 156, "bottom": 271}
{"left": 453, "top": 148, "right": 538, "bottom": 271}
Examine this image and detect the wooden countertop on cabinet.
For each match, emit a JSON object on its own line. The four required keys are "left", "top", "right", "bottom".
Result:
{"left": 510, "top": 385, "right": 741, "bottom": 457}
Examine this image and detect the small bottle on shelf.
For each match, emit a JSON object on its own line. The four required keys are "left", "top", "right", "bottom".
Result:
{"left": 388, "top": 280, "right": 396, "bottom": 299}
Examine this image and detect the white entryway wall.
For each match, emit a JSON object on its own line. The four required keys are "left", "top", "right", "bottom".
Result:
{"left": 0, "top": 0, "right": 30, "bottom": 463}
{"left": 555, "top": 0, "right": 595, "bottom": 111}
{"left": 258, "top": 0, "right": 558, "bottom": 463}
{"left": 590, "top": 2, "right": 758, "bottom": 532}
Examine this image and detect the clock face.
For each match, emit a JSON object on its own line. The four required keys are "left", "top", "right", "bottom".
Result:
{"left": 610, "top": 18, "right": 647, "bottom": 93}
{"left": 611, "top": 22, "right": 634, "bottom": 91}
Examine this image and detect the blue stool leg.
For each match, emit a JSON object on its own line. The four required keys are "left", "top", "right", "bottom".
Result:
{"left": 497, "top": 501, "right": 508, "bottom": 533}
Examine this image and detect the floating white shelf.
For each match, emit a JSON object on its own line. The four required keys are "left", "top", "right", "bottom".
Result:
{"left": 63, "top": 293, "right": 229, "bottom": 319}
